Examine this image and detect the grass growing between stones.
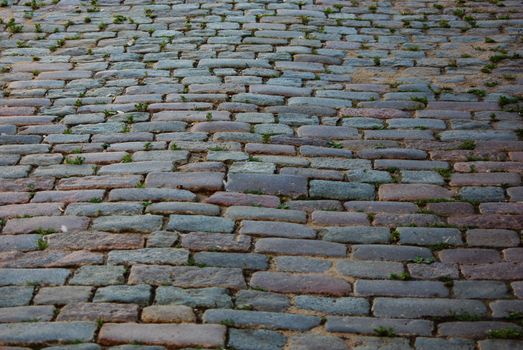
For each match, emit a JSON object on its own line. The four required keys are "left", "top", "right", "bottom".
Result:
{"left": 374, "top": 326, "right": 396, "bottom": 337}
{"left": 487, "top": 328, "right": 523, "bottom": 339}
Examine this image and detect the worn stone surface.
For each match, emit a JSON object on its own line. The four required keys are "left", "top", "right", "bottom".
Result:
{"left": 0, "top": 268, "right": 70, "bottom": 286}
{"left": 128, "top": 265, "right": 246, "bottom": 289}
{"left": 0, "top": 0, "right": 521, "bottom": 348}
{"left": 69, "top": 266, "right": 126, "bottom": 286}
{"left": 107, "top": 248, "right": 188, "bottom": 266}
{"left": 295, "top": 296, "right": 369, "bottom": 316}
{"left": 250, "top": 271, "right": 351, "bottom": 296}
{"left": 56, "top": 303, "right": 138, "bottom": 322}
{"left": 326, "top": 316, "right": 433, "bottom": 336}
{"left": 155, "top": 286, "right": 232, "bottom": 308}
{"left": 226, "top": 173, "right": 308, "bottom": 198}
{"left": 229, "top": 329, "right": 287, "bottom": 350}
{"left": 93, "top": 284, "right": 151, "bottom": 305}
{"left": 34, "top": 286, "right": 92, "bottom": 305}
{"left": 203, "top": 309, "right": 321, "bottom": 331}
{"left": 373, "top": 298, "right": 487, "bottom": 318}
{"left": 288, "top": 334, "right": 348, "bottom": 350}
{"left": 0, "top": 322, "right": 96, "bottom": 345}
{"left": 141, "top": 305, "right": 196, "bottom": 323}
{"left": 235, "top": 290, "right": 290, "bottom": 312}
{"left": 0, "top": 286, "right": 34, "bottom": 307}
{"left": 0, "top": 305, "right": 55, "bottom": 323}
{"left": 98, "top": 323, "right": 226, "bottom": 348}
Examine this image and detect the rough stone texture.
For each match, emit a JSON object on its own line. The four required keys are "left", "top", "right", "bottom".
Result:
{"left": 167, "top": 215, "right": 234, "bottom": 233}
{"left": 235, "top": 290, "right": 290, "bottom": 312}
{"left": 56, "top": 303, "right": 138, "bottom": 322}
{"left": 93, "top": 285, "right": 151, "bottom": 305}
{"left": 415, "top": 338, "right": 475, "bottom": 350}
{"left": 141, "top": 305, "right": 196, "bottom": 323}
{"left": 0, "top": 322, "right": 96, "bottom": 345}
{"left": 203, "top": 309, "right": 320, "bottom": 331}
{"left": 229, "top": 329, "right": 287, "bottom": 350}
{"left": 255, "top": 238, "right": 346, "bottom": 257}
{"left": 378, "top": 184, "right": 452, "bottom": 201}
{"left": 250, "top": 271, "right": 351, "bottom": 296}
{"left": 438, "top": 321, "right": 523, "bottom": 339}
{"left": 240, "top": 221, "right": 315, "bottom": 239}
{"left": 478, "top": 339, "right": 523, "bottom": 350}
{"left": 0, "top": 305, "right": 55, "bottom": 323}
{"left": 69, "top": 266, "right": 125, "bottom": 286}
{"left": 107, "top": 248, "right": 188, "bottom": 266}
{"left": 326, "top": 316, "right": 433, "bottom": 336}
{"left": 288, "top": 334, "right": 348, "bottom": 350}
{"left": 35, "top": 286, "right": 92, "bottom": 305}
{"left": 128, "top": 265, "right": 246, "bottom": 289}
{"left": 98, "top": 323, "right": 225, "bottom": 348}
{"left": 373, "top": 298, "right": 487, "bottom": 318}
{"left": 0, "top": 268, "right": 70, "bottom": 286}
{"left": 226, "top": 173, "right": 308, "bottom": 198}
{"left": 155, "top": 287, "right": 232, "bottom": 308}
{"left": 0, "top": 0, "right": 521, "bottom": 348}
{"left": 0, "top": 286, "right": 34, "bottom": 307}
{"left": 295, "top": 296, "right": 369, "bottom": 316}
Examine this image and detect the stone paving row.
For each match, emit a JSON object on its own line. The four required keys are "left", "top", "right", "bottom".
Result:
{"left": 0, "top": 0, "right": 522, "bottom": 349}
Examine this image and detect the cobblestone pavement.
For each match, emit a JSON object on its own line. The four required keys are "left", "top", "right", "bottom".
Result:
{"left": 0, "top": 0, "right": 522, "bottom": 349}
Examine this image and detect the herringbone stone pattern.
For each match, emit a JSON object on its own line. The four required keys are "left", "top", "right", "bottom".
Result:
{"left": 0, "top": 0, "right": 522, "bottom": 349}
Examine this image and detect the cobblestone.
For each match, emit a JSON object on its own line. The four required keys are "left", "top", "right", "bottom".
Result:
{"left": 98, "top": 323, "right": 225, "bottom": 348}
{"left": 326, "top": 316, "right": 433, "bottom": 336}
{"left": 0, "top": 322, "right": 96, "bottom": 346}
{"left": 373, "top": 298, "right": 487, "bottom": 318}
{"left": 35, "top": 286, "right": 92, "bottom": 305}
{"left": 141, "top": 305, "right": 196, "bottom": 323}
{"left": 155, "top": 286, "right": 232, "bottom": 309}
{"left": 229, "top": 329, "right": 286, "bottom": 350}
{"left": 56, "top": 303, "right": 138, "bottom": 322}
{"left": 93, "top": 285, "right": 152, "bottom": 305}
{"left": 0, "top": 0, "right": 521, "bottom": 348}
{"left": 288, "top": 334, "right": 348, "bottom": 350}
{"left": 250, "top": 271, "right": 351, "bottom": 296}
{"left": 235, "top": 290, "right": 290, "bottom": 312}
{"left": 203, "top": 309, "right": 320, "bottom": 331}
{"left": 0, "top": 286, "right": 34, "bottom": 307}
